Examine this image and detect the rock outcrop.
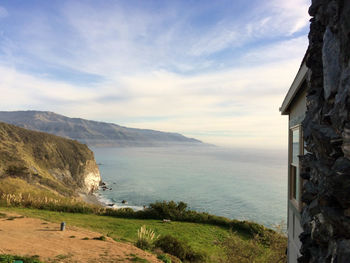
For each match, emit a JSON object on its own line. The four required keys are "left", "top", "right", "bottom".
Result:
{"left": 299, "top": 0, "right": 350, "bottom": 262}
{"left": 0, "top": 122, "right": 101, "bottom": 196}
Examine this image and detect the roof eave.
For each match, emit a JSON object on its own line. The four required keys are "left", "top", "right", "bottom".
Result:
{"left": 280, "top": 63, "right": 308, "bottom": 115}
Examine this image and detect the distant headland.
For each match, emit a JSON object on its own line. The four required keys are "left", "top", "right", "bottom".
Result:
{"left": 0, "top": 110, "right": 204, "bottom": 147}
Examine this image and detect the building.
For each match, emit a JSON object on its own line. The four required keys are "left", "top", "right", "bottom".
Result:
{"left": 280, "top": 61, "right": 308, "bottom": 262}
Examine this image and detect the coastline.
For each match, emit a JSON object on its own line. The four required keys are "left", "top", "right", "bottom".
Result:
{"left": 80, "top": 192, "right": 145, "bottom": 211}
{"left": 79, "top": 193, "right": 105, "bottom": 207}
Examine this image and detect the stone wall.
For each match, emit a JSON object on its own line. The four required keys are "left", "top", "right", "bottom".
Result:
{"left": 299, "top": 0, "right": 350, "bottom": 262}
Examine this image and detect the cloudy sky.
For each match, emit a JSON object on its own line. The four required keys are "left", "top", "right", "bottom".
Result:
{"left": 0, "top": 0, "right": 310, "bottom": 148}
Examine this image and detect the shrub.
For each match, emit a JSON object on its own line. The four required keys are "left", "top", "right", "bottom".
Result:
{"left": 149, "top": 201, "right": 187, "bottom": 220}
{"left": 0, "top": 254, "right": 43, "bottom": 263}
{"left": 155, "top": 235, "right": 205, "bottom": 263}
{"left": 157, "top": 254, "right": 172, "bottom": 263}
{"left": 93, "top": 235, "right": 106, "bottom": 241}
{"left": 219, "top": 229, "right": 287, "bottom": 263}
{"left": 5, "top": 165, "right": 29, "bottom": 177}
{"left": 136, "top": 225, "right": 159, "bottom": 250}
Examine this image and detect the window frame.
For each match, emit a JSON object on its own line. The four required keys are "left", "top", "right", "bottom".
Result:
{"left": 289, "top": 124, "right": 303, "bottom": 211}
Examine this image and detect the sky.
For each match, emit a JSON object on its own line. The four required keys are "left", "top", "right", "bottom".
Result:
{"left": 0, "top": 0, "right": 310, "bottom": 149}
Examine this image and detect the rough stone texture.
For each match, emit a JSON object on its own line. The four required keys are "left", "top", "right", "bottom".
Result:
{"left": 82, "top": 160, "right": 101, "bottom": 194}
{"left": 298, "top": 0, "right": 350, "bottom": 262}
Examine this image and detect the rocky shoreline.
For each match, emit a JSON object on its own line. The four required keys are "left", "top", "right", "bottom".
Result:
{"left": 79, "top": 192, "right": 105, "bottom": 207}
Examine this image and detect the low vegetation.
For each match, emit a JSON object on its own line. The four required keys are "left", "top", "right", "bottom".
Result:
{"left": 136, "top": 225, "right": 159, "bottom": 250}
{"left": 157, "top": 254, "right": 172, "bottom": 263}
{"left": 0, "top": 254, "right": 43, "bottom": 263}
{"left": 0, "top": 194, "right": 275, "bottom": 244}
{"left": 155, "top": 235, "right": 206, "bottom": 262}
{"left": 0, "top": 206, "right": 286, "bottom": 263}
{"left": 220, "top": 226, "right": 287, "bottom": 262}
{"left": 0, "top": 194, "right": 287, "bottom": 262}
{"left": 92, "top": 235, "right": 106, "bottom": 241}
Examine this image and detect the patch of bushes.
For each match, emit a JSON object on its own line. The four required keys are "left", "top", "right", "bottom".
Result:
{"left": 129, "top": 254, "right": 149, "bottom": 263}
{"left": 155, "top": 235, "right": 205, "bottom": 263}
{"left": 157, "top": 254, "right": 172, "bottom": 263}
{"left": 5, "top": 165, "right": 29, "bottom": 177}
{"left": 93, "top": 235, "right": 106, "bottom": 241}
{"left": 149, "top": 200, "right": 187, "bottom": 219}
{"left": 219, "top": 228, "right": 287, "bottom": 263}
{"left": 0, "top": 254, "right": 43, "bottom": 263}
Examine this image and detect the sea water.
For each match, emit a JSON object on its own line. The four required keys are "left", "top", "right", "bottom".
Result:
{"left": 92, "top": 146, "right": 287, "bottom": 228}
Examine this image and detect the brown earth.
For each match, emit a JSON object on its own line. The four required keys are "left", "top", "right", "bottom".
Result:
{"left": 0, "top": 212, "right": 162, "bottom": 263}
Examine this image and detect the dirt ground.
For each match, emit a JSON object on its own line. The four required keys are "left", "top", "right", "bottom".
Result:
{"left": 0, "top": 212, "right": 161, "bottom": 263}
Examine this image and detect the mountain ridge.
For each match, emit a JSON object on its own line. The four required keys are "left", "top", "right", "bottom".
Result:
{"left": 0, "top": 110, "right": 202, "bottom": 147}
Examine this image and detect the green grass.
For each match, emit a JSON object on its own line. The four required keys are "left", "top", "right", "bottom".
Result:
{"left": 1, "top": 207, "right": 230, "bottom": 262}
{"left": 0, "top": 212, "right": 7, "bottom": 218}
{"left": 128, "top": 254, "right": 150, "bottom": 262}
{"left": 0, "top": 206, "right": 286, "bottom": 262}
{"left": 0, "top": 254, "right": 43, "bottom": 263}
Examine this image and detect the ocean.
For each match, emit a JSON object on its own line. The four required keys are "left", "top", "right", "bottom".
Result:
{"left": 92, "top": 146, "right": 287, "bottom": 228}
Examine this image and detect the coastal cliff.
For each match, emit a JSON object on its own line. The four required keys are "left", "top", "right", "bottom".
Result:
{"left": 0, "top": 122, "right": 101, "bottom": 197}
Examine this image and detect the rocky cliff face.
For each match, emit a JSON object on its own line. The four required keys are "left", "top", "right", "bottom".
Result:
{"left": 0, "top": 122, "right": 101, "bottom": 196}
{"left": 299, "top": 0, "right": 350, "bottom": 262}
{"left": 83, "top": 160, "right": 101, "bottom": 194}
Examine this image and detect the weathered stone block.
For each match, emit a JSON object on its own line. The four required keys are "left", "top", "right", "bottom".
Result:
{"left": 323, "top": 27, "right": 341, "bottom": 100}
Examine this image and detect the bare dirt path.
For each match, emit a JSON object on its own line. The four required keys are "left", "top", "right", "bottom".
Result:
{"left": 0, "top": 212, "right": 161, "bottom": 263}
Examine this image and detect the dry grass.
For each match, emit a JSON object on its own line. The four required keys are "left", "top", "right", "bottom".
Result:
{"left": 0, "top": 121, "right": 96, "bottom": 197}
{"left": 0, "top": 191, "right": 106, "bottom": 215}
{"left": 136, "top": 225, "right": 159, "bottom": 250}
{"left": 219, "top": 224, "right": 287, "bottom": 263}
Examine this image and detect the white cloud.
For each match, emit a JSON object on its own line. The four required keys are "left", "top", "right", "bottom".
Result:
{"left": 248, "top": 0, "right": 310, "bottom": 36}
{"left": 3, "top": 0, "right": 309, "bottom": 77}
{"left": 0, "top": 37, "right": 303, "bottom": 149}
{"left": 0, "top": 1, "right": 310, "bottom": 149}
{"left": 186, "top": 0, "right": 310, "bottom": 57}
{"left": 272, "top": 0, "right": 311, "bottom": 35}
{"left": 0, "top": 6, "right": 8, "bottom": 18}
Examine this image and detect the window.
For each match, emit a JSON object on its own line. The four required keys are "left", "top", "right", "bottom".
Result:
{"left": 290, "top": 125, "right": 302, "bottom": 209}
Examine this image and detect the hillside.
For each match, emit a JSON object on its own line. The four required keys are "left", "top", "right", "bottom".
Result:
{"left": 0, "top": 211, "right": 161, "bottom": 263}
{"left": 0, "top": 111, "right": 202, "bottom": 147}
{"left": 0, "top": 122, "right": 101, "bottom": 198}
{"left": 0, "top": 207, "right": 287, "bottom": 263}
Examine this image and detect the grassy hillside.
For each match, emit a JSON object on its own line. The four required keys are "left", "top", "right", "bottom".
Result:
{"left": 0, "top": 207, "right": 287, "bottom": 263}
{"left": 0, "top": 122, "right": 100, "bottom": 200}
